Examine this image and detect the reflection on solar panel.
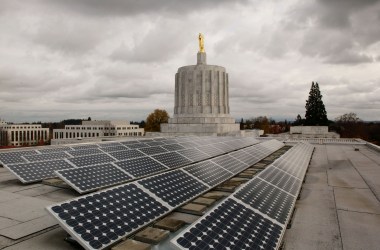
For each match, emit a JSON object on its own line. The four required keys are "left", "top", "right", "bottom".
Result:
{"left": 68, "top": 154, "right": 116, "bottom": 167}
{"left": 0, "top": 150, "right": 37, "bottom": 165}
{"left": 162, "top": 139, "right": 178, "bottom": 144}
{"left": 47, "top": 183, "right": 170, "bottom": 250}
{"left": 114, "top": 157, "right": 168, "bottom": 178}
{"left": 119, "top": 140, "right": 139, "bottom": 145}
{"left": 259, "top": 167, "right": 301, "bottom": 196}
{"left": 196, "top": 145, "right": 224, "bottom": 157}
{"left": 151, "top": 152, "right": 193, "bottom": 168}
{"left": 4, "top": 160, "right": 74, "bottom": 183}
{"left": 234, "top": 178, "right": 295, "bottom": 224}
{"left": 173, "top": 198, "right": 283, "bottom": 250}
{"left": 23, "top": 152, "right": 71, "bottom": 162}
{"left": 212, "top": 142, "right": 235, "bottom": 152}
{"left": 68, "top": 148, "right": 104, "bottom": 157}
{"left": 145, "top": 141, "right": 165, "bottom": 146}
{"left": 138, "top": 146, "right": 168, "bottom": 155}
{"left": 178, "top": 142, "right": 199, "bottom": 149}
{"left": 211, "top": 155, "right": 247, "bottom": 174}
{"left": 108, "top": 149, "right": 145, "bottom": 161}
{"left": 177, "top": 148, "right": 210, "bottom": 162}
{"left": 56, "top": 163, "right": 132, "bottom": 193}
{"left": 229, "top": 150, "right": 259, "bottom": 166}
{"left": 183, "top": 161, "right": 233, "bottom": 186}
{"left": 138, "top": 170, "right": 208, "bottom": 207}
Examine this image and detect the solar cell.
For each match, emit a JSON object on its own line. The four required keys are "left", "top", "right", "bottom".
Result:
{"left": 151, "top": 152, "right": 193, "bottom": 168}
{"left": 37, "top": 147, "right": 72, "bottom": 154}
{"left": 23, "top": 152, "right": 71, "bottom": 162}
{"left": 119, "top": 140, "right": 139, "bottom": 145}
{"left": 145, "top": 141, "right": 165, "bottom": 146}
{"left": 161, "top": 143, "right": 186, "bottom": 152}
{"left": 234, "top": 178, "right": 295, "bottom": 224}
{"left": 99, "top": 145, "right": 127, "bottom": 153}
{"left": 212, "top": 142, "right": 235, "bottom": 152}
{"left": 173, "top": 198, "right": 283, "bottom": 250}
{"left": 68, "top": 148, "right": 104, "bottom": 157}
{"left": 183, "top": 161, "right": 233, "bottom": 186}
{"left": 68, "top": 154, "right": 116, "bottom": 167}
{"left": 211, "top": 155, "right": 247, "bottom": 174}
{"left": 108, "top": 149, "right": 145, "bottom": 161}
{"left": 5, "top": 159, "right": 74, "bottom": 183}
{"left": 125, "top": 143, "right": 149, "bottom": 149}
{"left": 56, "top": 163, "right": 132, "bottom": 193}
{"left": 97, "top": 142, "right": 122, "bottom": 148}
{"left": 114, "top": 157, "right": 168, "bottom": 178}
{"left": 47, "top": 184, "right": 170, "bottom": 250}
{"left": 138, "top": 170, "right": 208, "bottom": 207}
{"left": 71, "top": 144, "right": 99, "bottom": 150}
{"left": 177, "top": 148, "right": 210, "bottom": 162}
{"left": 259, "top": 166, "right": 302, "bottom": 196}
{"left": 138, "top": 146, "right": 168, "bottom": 156}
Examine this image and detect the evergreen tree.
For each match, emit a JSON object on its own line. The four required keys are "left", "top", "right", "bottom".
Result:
{"left": 305, "top": 82, "right": 328, "bottom": 125}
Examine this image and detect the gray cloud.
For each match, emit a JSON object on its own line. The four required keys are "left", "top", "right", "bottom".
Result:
{"left": 0, "top": 0, "right": 379, "bottom": 123}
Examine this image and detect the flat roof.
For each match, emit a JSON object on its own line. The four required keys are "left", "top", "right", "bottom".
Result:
{"left": 0, "top": 142, "right": 379, "bottom": 249}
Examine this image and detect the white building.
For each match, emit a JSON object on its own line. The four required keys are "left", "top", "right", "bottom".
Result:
{"left": 52, "top": 120, "right": 144, "bottom": 140}
{"left": 0, "top": 122, "right": 49, "bottom": 147}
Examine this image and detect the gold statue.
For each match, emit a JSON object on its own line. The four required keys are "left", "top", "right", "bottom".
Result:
{"left": 198, "top": 33, "right": 205, "bottom": 53}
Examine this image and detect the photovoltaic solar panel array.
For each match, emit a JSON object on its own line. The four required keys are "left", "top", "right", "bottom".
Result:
{"left": 46, "top": 139, "right": 285, "bottom": 250}
{"left": 0, "top": 136, "right": 260, "bottom": 185}
{"left": 172, "top": 142, "right": 314, "bottom": 250}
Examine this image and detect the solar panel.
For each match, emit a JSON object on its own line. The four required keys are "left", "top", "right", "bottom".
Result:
{"left": 162, "top": 139, "right": 178, "bottom": 144}
{"left": 145, "top": 141, "right": 165, "bottom": 146}
{"left": 71, "top": 144, "right": 99, "bottom": 150}
{"left": 125, "top": 143, "right": 149, "bottom": 149}
{"left": 183, "top": 161, "right": 233, "bottom": 186}
{"left": 37, "top": 147, "right": 72, "bottom": 154}
{"left": 68, "top": 148, "right": 104, "bottom": 157}
{"left": 151, "top": 152, "right": 193, "bottom": 168}
{"left": 99, "top": 145, "right": 127, "bottom": 153}
{"left": 4, "top": 159, "right": 74, "bottom": 183}
{"left": 234, "top": 178, "right": 295, "bottom": 224}
{"left": 172, "top": 198, "right": 283, "bottom": 250}
{"left": 212, "top": 142, "right": 235, "bottom": 152}
{"left": 211, "top": 155, "right": 247, "bottom": 174}
{"left": 178, "top": 142, "right": 199, "bottom": 149}
{"left": 229, "top": 150, "right": 259, "bottom": 166}
{"left": 108, "top": 149, "right": 145, "bottom": 161}
{"left": 196, "top": 145, "right": 224, "bottom": 157}
{"left": 177, "top": 148, "right": 210, "bottom": 162}
{"left": 47, "top": 183, "right": 170, "bottom": 250}
{"left": 23, "top": 152, "right": 71, "bottom": 162}
{"left": 138, "top": 170, "right": 208, "bottom": 207}
{"left": 114, "top": 157, "right": 168, "bottom": 178}
{"left": 138, "top": 146, "right": 168, "bottom": 156}
{"left": 119, "top": 140, "right": 139, "bottom": 145}
{"left": 0, "top": 150, "right": 38, "bottom": 165}
{"left": 97, "top": 142, "right": 122, "bottom": 148}
{"left": 68, "top": 154, "right": 116, "bottom": 167}
{"left": 258, "top": 166, "right": 302, "bottom": 196}
{"left": 161, "top": 143, "right": 186, "bottom": 152}
{"left": 56, "top": 163, "right": 132, "bottom": 193}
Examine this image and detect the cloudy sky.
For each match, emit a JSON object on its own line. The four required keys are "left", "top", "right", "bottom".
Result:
{"left": 1, "top": 0, "right": 379, "bottom": 123}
